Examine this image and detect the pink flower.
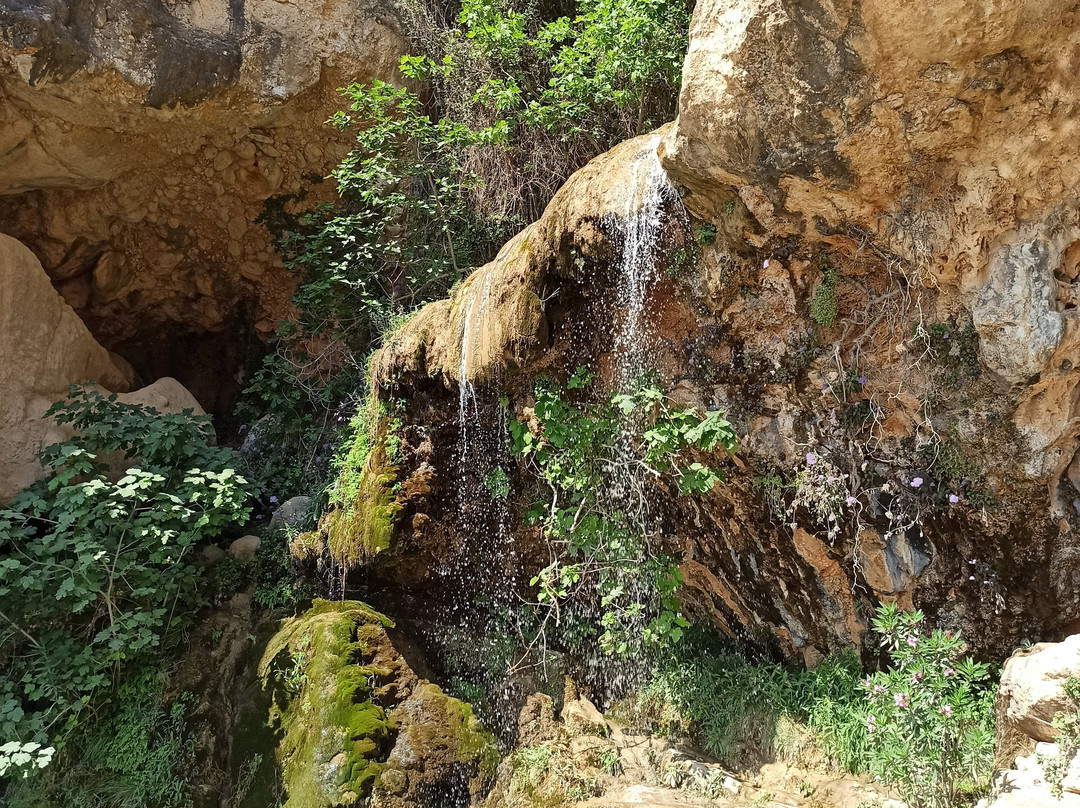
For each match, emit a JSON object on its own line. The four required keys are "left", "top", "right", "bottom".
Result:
{"left": 894, "top": 692, "right": 910, "bottom": 708}
{"left": 867, "top": 714, "right": 877, "bottom": 733}
{"left": 763, "top": 259, "right": 771, "bottom": 269}
{"left": 873, "top": 684, "right": 885, "bottom": 695}
{"left": 944, "top": 667, "right": 955, "bottom": 677}
{"left": 906, "top": 635, "right": 918, "bottom": 648}
{"left": 806, "top": 452, "right": 818, "bottom": 466}
{"left": 939, "top": 705, "right": 953, "bottom": 718}
{"left": 912, "top": 670, "right": 924, "bottom": 682}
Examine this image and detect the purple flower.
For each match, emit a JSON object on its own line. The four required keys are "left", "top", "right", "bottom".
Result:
{"left": 910, "top": 477, "right": 923, "bottom": 488}
{"left": 858, "top": 375, "right": 867, "bottom": 386}
{"left": 846, "top": 496, "right": 857, "bottom": 505}
{"left": 269, "top": 495, "right": 279, "bottom": 504}
{"left": 763, "top": 258, "right": 770, "bottom": 269}
{"left": 949, "top": 494, "right": 960, "bottom": 504}
{"left": 806, "top": 328, "right": 813, "bottom": 335}
{"left": 806, "top": 453, "right": 818, "bottom": 466}
{"left": 239, "top": 424, "right": 248, "bottom": 432}
{"left": 894, "top": 692, "right": 910, "bottom": 708}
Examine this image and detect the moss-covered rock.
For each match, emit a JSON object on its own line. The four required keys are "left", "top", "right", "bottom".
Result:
{"left": 256, "top": 599, "right": 499, "bottom": 808}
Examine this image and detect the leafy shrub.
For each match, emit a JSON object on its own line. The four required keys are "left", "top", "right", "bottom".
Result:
{"left": 402, "top": 0, "right": 692, "bottom": 226}
{"left": 0, "top": 387, "right": 251, "bottom": 755}
{"left": 510, "top": 369, "right": 736, "bottom": 656}
{"left": 4, "top": 669, "right": 195, "bottom": 808}
{"left": 644, "top": 631, "right": 869, "bottom": 770}
{"left": 862, "top": 603, "right": 994, "bottom": 808}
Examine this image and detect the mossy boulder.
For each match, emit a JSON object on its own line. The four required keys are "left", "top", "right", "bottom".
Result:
{"left": 257, "top": 599, "right": 499, "bottom": 808}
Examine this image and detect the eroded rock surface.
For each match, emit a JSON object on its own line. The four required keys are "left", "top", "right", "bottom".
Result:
{"left": 0, "top": 0, "right": 406, "bottom": 412}
{"left": 0, "top": 232, "right": 131, "bottom": 499}
{"left": 336, "top": 0, "right": 1080, "bottom": 663}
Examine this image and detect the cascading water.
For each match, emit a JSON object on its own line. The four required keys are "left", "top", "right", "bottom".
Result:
{"left": 612, "top": 135, "right": 683, "bottom": 395}
{"left": 586, "top": 138, "right": 691, "bottom": 699}
{"left": 433, "top": 138, "right": 691, "bottom": 728}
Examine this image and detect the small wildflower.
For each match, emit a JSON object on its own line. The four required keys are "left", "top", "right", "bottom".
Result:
{"left": 269, "top": 495, "right": 279, "bottom": 504}
{"left": 949, "top": 494, "right": 960, "bottom": 504}
{"left": 912, "top": 670, "right": 924, "bottom": 682}
{"left": 239, "top": 424, "right": 248, "bottom": 432}
{"left": 906, "top": 635, "right": 918, "bottom": 648}
{"left": 944, "top": 667, "right": 955, "bottom": 677}
{"left": 969, "top": 575, "right": 975, "bottom": 580}
{"left": 867, "top": 714, "right": 877, "bottom": 733}
{"left": 807, "top": 328, "right": 813, "bottom": 335}
{"left": 806, "top": 452, "right": 818, "bottom": 466}
{"left": 764, "top": 258, "right": 770, "bottom": 269}
{"left": 894, "top": 692, "right": 910, "bottom": 708}
{"left": 858, "top": 375, "right": 868, "bottom": 385}
{"left": 846, "top": 496, "right": 857, "bottom": 505}
{"left": 939, "top": 705, "right": 953, "bottom": 718}
{"left": 826, "top": 476, "right": 836, "bottom": 484}
{"left": 873, "top": 684, "right": 885, "bottom": 695}
{"left": 910, "top": 477, "right": 924, "bottom": 488}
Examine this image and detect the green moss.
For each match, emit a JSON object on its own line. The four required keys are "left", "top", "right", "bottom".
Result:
{"left": 258, "top": 601, "right": 398, "bottom": 808}
{"left": 324, "top": 413, "right": 404, "bottom": 568}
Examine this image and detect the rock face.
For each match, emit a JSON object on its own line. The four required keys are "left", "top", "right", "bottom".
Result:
{"left": 988, "top": 637, "right": 1080, "bottom": 808}
{"left": 0, "top": 232, "right": 132, "bottom": 499}
{"left": 255, "top": 600, "right": 498, "bottom": 808}
{"left": 998, "top": 636, "right": 1080, "bottom": 751}
{"left": 332, "top": 0, "right": 1080, "bottom": 664}
{"left": 0, "top": 0, "right": 406, "bottom": 413}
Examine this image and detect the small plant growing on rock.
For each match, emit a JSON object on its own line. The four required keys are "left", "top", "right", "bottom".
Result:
{"left": 510, "top": 370, "right": 736, "bottom": 658}
{"left": 809, "top": 257, "right": 840, "bottom": 328}
{"left": 862, "top": 603, "right": 994, "bottom": 808}
{"left": 789, "top": 452, "right": 854, "bottom": 542}
{"left": 1036, "top": 675, "right": 1080, "bottom": 798}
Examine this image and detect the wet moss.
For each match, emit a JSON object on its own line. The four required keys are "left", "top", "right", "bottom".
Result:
{"left": 258, "top": 600, "right": 396, "bottom": 808}
{"left": 324, "top": 415, "right": 403, "bottom": 569}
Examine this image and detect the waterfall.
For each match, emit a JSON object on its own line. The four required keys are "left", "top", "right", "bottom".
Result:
{"left": 612, "top": 136, "right": 685, "bottom": 393}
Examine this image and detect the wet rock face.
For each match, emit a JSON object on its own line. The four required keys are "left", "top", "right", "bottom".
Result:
{"left": 255, "top": 600, "right": 499, "bottom": 808}
{"left": 0, "top": 0, "right": 406, "bottom": 413}
{"left": 350, "top": 0, "right": 1080, "bottom": 665}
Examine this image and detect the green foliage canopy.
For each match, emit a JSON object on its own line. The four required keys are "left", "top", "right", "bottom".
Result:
{"left": 0, "top": 388, "right": 252, "bottom": 761}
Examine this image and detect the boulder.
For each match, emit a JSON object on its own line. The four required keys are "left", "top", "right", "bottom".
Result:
{"left": 998, "top": 635, "right": 1080, "bottom": 760}
{"left": 269, "top": 496, "right": 312, "bottom": 536}
{"left": 228, "top": 535, "right": 261, "bottom": 564}
{"left": 0, "top": 234, "right": 133, "bottom": 501}
{"left": 255, "top": 600, "right": 498, "bottom": 808}
{"left": 197, "top": 545, "right": 227, "bottom": 568}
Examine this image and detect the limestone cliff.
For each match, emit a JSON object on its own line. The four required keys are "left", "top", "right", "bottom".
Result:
{"left": 343, "top": 0, "right": 1080, "bottom": 663}
{"left": 0, "top": 0, "right": 406, "bottom": 412}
